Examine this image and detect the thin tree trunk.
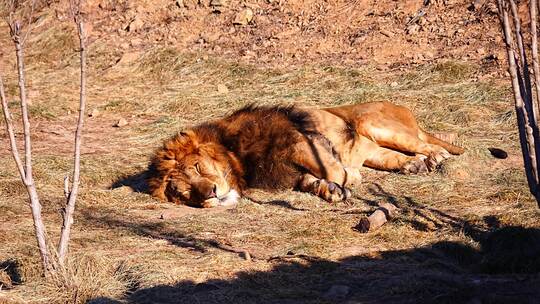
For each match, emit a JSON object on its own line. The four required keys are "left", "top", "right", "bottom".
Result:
{"left": 530, "top": 0, "right": 540, "bottom": 122}
{"left": 498, "top": 0, "right": 540, "bottom": 204}
{"left": 58, "top": 15, "right": 87, "bottom": 265}
{"left": 510, "top": 0, "right": 540, "bottom": 181}
{"left": 11, "top": 27, "right": 52, "bottom": 273}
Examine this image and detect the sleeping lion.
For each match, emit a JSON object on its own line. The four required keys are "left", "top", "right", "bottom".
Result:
{"left": 147, "top": 102, "right": 464, "bottom": 208}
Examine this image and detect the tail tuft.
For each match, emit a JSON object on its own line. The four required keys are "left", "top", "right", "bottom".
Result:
{"left": 420, "top": 130, "right": 465, "bottom": 155}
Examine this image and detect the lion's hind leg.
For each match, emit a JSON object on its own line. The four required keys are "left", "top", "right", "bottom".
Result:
{"left": 364, "top": 146, "right": 431, "bottom": 174}
{"left": 365, "top": 126, "right": 451, "bottom": 172}
{"left": 298, "top": 173, "right": 352, "bottom": 202}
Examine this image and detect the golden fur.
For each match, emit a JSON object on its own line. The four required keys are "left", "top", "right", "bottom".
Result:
{"left": 147, "top": 102, "right": 464, "bottom": 207}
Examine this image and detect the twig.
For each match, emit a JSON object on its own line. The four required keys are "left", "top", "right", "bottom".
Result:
{"left": 353, "top": 202, "right": 398, "bottom": 233}
{"left": 63, "top": 175, "right": 70, "bottom": 199}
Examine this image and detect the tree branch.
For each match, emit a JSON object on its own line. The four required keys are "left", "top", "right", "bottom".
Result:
{"left": 0, "top": 72, "right": 26, "bottom": 181}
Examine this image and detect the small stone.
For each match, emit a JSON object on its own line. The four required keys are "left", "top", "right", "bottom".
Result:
{"left": 117, "top": 52, "right": 140, "bottom": 65}
{"left": 130, "top": 38, "right": 143, "bottom": 47}
{"left": 201, "top": 32, "right": 221, "bottom": 43}
{"left": 217, "top": 84, "right": 229, "bottom": 94}
{"left": 323, "top": 285, "right": 350, "bottom": 300}
{"left": 380, "top": 30, "right": 394, "bottom": 37}
{"left": 233, "top": 8, "right": 254, "bottom": 25}
{"left": 114, "top": 118, "right": 128, "bottom": 127}
{"left": 488, "top": 147, "right": 508, "bottom": 159}
{"left": 125, "top": 16, "right": 144, "bottom": 32}
{"left": 476, "top": 47, "right": 486, "bottom": 55}
{"left": 406, "top": 24, "right": 419, "bottom": 35}
{"left": 210, "top": 0, "right": 226, "bottom": 12}
{"left": 88, "top": 108, "right": 100, "bottom": 118}
{"left": 390, "top": 81, "right": 398, "bottom": 87}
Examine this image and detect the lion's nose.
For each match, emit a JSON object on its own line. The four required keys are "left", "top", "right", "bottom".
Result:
{"left": 206, "top": 184, "right": 217, "bottom": 199}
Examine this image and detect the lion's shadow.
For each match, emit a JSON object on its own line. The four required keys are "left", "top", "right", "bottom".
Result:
{"left": 110, "top": 171, "right": 149, "bottom": 193}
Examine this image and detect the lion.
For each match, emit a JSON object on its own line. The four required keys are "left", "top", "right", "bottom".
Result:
{"left": 147, "top": 102, "right": 464, "bottom": 208}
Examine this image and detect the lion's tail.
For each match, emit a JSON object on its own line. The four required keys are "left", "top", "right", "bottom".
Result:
{"left": 419, "top": 130, "right": 465, "bottom": 155}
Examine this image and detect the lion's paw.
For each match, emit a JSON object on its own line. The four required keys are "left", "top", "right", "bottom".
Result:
{"left": 313, "top": 179, "right": 351, "bottom": 203}
{"left": 401, "top": 156, "right": 429, "bottom": 175}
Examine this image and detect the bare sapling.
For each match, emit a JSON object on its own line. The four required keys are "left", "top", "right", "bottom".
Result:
{"left": 497, "top": 0, "right": 540, "bottom": 207}
{"left": 0, "top": 0, "right": 88, "bottom": 274}
{"left": 1, "top": 2, "right": 52, "bottom": 273}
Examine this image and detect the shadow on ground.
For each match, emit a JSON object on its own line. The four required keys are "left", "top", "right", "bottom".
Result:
{"left": 110, "top": 171, "right": 149, "bottom": 193}
{"left": 88, "top": 226, "right": 540, "bottom": 304}
{"left": 85, "top": 181, "right": 540, "bottom": 304}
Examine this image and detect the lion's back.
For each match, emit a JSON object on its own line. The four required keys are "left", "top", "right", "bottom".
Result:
{"left": 216, "top": 105, "right": 316, "bottom": 189}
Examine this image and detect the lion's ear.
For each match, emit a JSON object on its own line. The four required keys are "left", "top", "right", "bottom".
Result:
{"left": 174, "top": 130, "right": 197, "bottom": 146}
{"left": 161, "top": 130, "right": 198, "bottom": 161}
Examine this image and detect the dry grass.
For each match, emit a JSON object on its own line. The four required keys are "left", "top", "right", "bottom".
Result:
{"left": 1, "top": 24, "right": 539, "bottom": 303}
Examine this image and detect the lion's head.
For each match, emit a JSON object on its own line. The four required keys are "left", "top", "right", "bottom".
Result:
{"left": 147, "top": 130, "right": 244, "bottom": 208}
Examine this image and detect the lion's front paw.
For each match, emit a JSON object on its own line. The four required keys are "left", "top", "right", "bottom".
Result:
{"left": 400, "top": 156, "right": 429, "bottom": 175}
{"left": 313, "top": 179, "right": 351, "bottom": 203}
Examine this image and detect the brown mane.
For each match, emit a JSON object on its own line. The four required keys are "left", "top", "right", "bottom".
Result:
{"left": 147, "top": 105, "right": 324, "bottom": 201}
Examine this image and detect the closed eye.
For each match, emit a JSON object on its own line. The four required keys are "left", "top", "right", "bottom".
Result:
{"left": 194, "top": 162, "right": 201, "bottom": 175}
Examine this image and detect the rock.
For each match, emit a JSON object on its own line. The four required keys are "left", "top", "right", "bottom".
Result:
{"left": 117, "top": 52, "right": 140, "bottom": 65}
{"left": 476, "top": 47, "right": 486, "bottom": 56}
{"left": 233, "top": 8, "right": 254, "bottom": 25}
{"left": 323, "top": 285, "right": 350, "bottom": 300}
{"left": 210, "top": 0, "right": 226, "bottom": 12}
{"left": 424, "top": 51, "right": 435, "bottom": 59}
{"left": 380, "top": 30, "right": 394, "bottom": 37}
{"left": 125, "top": 16, "right": 144, "bottom": 32}
{"left": 88, "top": 108, "right": 100, "bottom": 118}
{"left": 390, "top": 81, "right": 398, "bottom": 87}
{"left": 201, "top": 32, "right": 221, "bottom": 43}
{"left": 469, "top": 0, "right": 486, "bottom": 11}
{"left": 406, "top": 24, "right": 419, "bottom": 35}
{"left": 488, "top": 147, "right": 508, "bottom": 159}
{"left": 217, "top": 84, "right": 229, "bottom": 94}
{"left": 114, "top": 118, "right": 128, "bottom": 127}
{"left": 182, "top": 0, "right": 197, "bottom": 9}
{"left": 486, "top": 3, "right": 498, "bottom": 14}
{"left": 418, "top": 16, "right": 428, "bottom": 27}
{"left": 130, "top": 38, "right": 143, "bottom": 47}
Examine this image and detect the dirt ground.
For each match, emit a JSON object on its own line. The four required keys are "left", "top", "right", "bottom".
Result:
{"left": 0, "top": 0, "right": 540, "bottom": 303}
